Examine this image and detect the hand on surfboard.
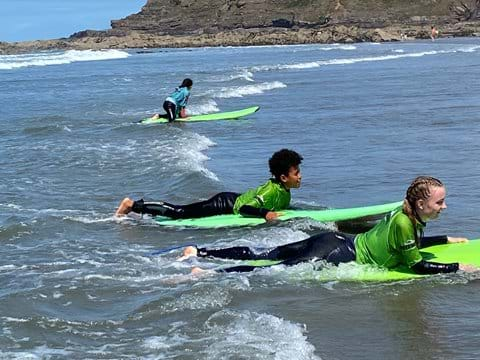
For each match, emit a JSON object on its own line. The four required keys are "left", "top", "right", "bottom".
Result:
{"left": 447, "top": 236, "right": 469, "bottom": 243}
{"left": 265, "top": 211, "right": 283, "bottom": 221}
{"left": 459, "top": 264, "right": 478, "bottom": 273}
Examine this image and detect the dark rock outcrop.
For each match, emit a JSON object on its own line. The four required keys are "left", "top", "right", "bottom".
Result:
{"left": 111, "top": 0, "right": 450, "bottom": 34}
{"left": 2, "top": 0, "right": 480, "bottom": 54}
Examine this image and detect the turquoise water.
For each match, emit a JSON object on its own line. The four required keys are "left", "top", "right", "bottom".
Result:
{"left": 1, "top": 39, "right": 480, "bottom": 359}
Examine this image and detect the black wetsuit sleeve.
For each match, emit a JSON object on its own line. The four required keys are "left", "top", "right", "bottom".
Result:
{"left": 238, "top": 205, "right": 270, "bottom": 218}
{"left": 418, "top": 235, "right": 448, "bottom": 249}
{"left": 411, "top": 259, "right": 459, "bottom": 274}
{"left": 218, "top": 265, "right": 261, "bottom": 273}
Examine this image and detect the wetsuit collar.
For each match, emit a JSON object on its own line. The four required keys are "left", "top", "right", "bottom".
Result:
{"left": 415, "top": 212, "right": 426, "bottom": 227}
{"left": 272, "top": 178, "right": 291, "bottom": 192}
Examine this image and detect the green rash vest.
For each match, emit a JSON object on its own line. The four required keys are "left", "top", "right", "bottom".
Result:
{"left": 233, "top": 179, "right": 291, "bottom": 215}
{"left": 354, "top": 207, "right": 423, "bottom": 269}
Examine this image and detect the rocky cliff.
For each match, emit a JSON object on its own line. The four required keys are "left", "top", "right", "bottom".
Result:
{"left": 111, "top": 0, "right": 455, "bottom": 34}
{"left": 2, "top": 0, "right": 480, "bottom": 54}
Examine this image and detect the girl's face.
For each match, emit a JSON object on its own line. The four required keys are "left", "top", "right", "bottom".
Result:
{"left": 416, "top": 185, "right": 447, "bottom": 222}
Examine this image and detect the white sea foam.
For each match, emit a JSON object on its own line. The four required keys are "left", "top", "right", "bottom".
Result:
{"left": 251, "top": 46, "right": 480, "bottom": 72}
{"left": 143, "top": 334, "right": 190, "bottom": 350}
{"left": 2, "top": 316, "right": 30, "bottom": 323}
{"left": 233, "top": 68, "right": 255, "bottom": 81}
{"left": 0, "top": 49, "right": 129, "bottom": 70}
{"left": 210, "top": 68, "right": 255, "bottom": 82}
{"left": 213, "top": 227, "right": 309, "bottom": 249}
{"left": 457, "top": 44, "right": 480, "bottom": 53}
{"left": 98, "top": 131, "right": 219, "bottom": 182}
{"left": 84, "top": 274, "right": 115, "bottom": 281}
{"left": 170, "top": 132, "right": 219, "bottom": 181}
{"left": 1, "top": 203, "right": 103, "bottom": 220}
{"left": 210, "top": 81, "right": 287, "bottom": 98}
{"left": 63, "top": 215, "right": 116, "bottom": 224}
{"left": 141, "top": 310, "right": 319, "bottom": 359}
{"left": 0, "top": 346, "right": 72, "bottom": 359}
{"left": 203, "top": 310, "right": 320, "bottom": 360}
{"left": 318, "top": 44, "right": 357, "bottom": 51}
{"left": 186, "top": 99, "right": 220, "bottom": 115}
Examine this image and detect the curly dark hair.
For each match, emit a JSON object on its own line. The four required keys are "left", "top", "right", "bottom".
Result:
{"left": 268, "top": 149, "right": 303, "bottom": 180}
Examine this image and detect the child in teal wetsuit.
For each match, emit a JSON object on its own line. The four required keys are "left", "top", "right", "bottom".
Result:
{"left": 182, "top": 176, "right": 477, "bottom": 275}
{"left": 151, "top": 78, "right": 192, "bottom": 122}
{"left": 115, "top": 149, "right": 302, "bottom": 221}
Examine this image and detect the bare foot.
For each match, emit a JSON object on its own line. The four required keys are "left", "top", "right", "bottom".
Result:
{"left": 191, "top": 266, "right": 215, "bottom": 276}
{"left": 178, "top": 246, "right": 198, "bottom": 261}
{"left": 115, "top": 197, "right": 134, "bottom": 217}
{"left": 151, "top": 113, "right": 160, "bottom": 120}
{"left": 191, "top": 266, "right": 205, "bottom": 274}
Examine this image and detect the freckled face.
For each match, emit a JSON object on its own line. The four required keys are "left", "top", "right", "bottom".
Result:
{"left": 417, "top": 186, "right": 447, "bottom": 222}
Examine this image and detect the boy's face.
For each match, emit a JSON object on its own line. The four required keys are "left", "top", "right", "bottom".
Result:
{"left": 280, "top": 165, "right": 301, "bottom": 189}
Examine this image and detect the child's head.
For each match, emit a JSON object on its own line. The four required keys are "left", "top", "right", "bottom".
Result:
{"left": 403, "top": 176, "right": 446, "bottom": 237}
{"left": 180, "top": 78, "right": 193, "bottom": 88}
{"left": 269, "top": 149, "right": 303, "bottom": 189}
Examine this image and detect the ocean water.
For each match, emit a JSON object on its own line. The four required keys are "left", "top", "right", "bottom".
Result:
{"left": 1, "top": 39, "right": 480, "bottom": 359}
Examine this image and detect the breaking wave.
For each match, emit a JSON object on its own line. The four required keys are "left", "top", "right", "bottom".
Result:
{"left": 0, "top": 49, "right": 130, "bottom": 70}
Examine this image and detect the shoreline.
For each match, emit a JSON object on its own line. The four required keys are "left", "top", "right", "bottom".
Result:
{"left": 2, "top": 22, "right": 480, "bottom": 55}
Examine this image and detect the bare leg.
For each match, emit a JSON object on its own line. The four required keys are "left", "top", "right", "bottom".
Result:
{"left": 191, "top": 266, "right": 205, "bottom": 274}
{"left": 191, "top": 266, "right": 215, "bottom": 276}
{"left": 115, "top": 197, "right": 134, "bottom": 216}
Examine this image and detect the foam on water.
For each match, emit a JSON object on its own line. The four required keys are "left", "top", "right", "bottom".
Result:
{"left": 202, "top": 310, "right": 320, "bottom": 359}
{"left": 201, "top": 227, "right": 310, "bottom": 250}
{"left": 186, "top": 99, "right": 220, "bottom": 115}
{"left": 0, "top": 346, "right": 72, "bottom": 359}
{"left": 30, "top": 127, "right": 219, "bottom": 182}
{"left": 325, "top": 44, "right": 357, "bottom": 51}
{"left": 209, "top": 68, "right": 255, "bottom": 82}
{"left": 250, "top": 45, "right": 480, "bottom": 72}
{"left": 456, "top": 44, "right": 480, "bottom": 52}
{"left": 210, "top": 81, "right": 287, "bottom": 98}
{"left": 143, "top": 333, "right": 190, "bottom": 350}
{"left": 267, "top": 260, "right": 479, "bottom": 289}
{"left": 293, "top": 44, "right": 356, "bottom": 52}
{"left": 0, "top": 49, "right": 130, "bottom": 70}
{"left": 133, "top": 131, "right": 218, "bottom": 181}
{"left": 141, "top": 309, "right": 320, "bottom": 359}
{"left": 170, "top": 133, "right": 219, "bottom": 181}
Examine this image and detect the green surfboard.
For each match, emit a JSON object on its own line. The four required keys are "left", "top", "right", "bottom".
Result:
{"left": 154, "top": 201, "right": 403, "bottom": 228}
{"left": 243, "top": 240, "right": 480, "bottom": 282}
{"left": 140, "top": 106, "right": 259, "bottom": 124}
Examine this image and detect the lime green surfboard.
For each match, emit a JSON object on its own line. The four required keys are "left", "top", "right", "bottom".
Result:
{"left": 140, "top": 106, "right": 259, "bottom": 124}
{"left": 154, "top": 201, "right": 403, "bottom": 228}
{"left": 243, "top": 240, "right": 480, "bottom": 282}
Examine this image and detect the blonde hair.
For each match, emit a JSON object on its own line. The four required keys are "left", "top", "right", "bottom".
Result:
{"left": 403, "top": 176, "right": 444, "bottom": 242}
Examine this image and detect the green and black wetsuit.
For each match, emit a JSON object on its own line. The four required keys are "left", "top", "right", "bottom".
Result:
{"left": 199, "top": 232, "right": 356, "bottom": 273}
{"left": 199, "top": 208, "right": 459, "bottom": 274}
{"left": 130, "top": 179, "right": 291, "bottom": 219}
{"left": 354, "top": 207, "right": 458, "bottom": 274}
